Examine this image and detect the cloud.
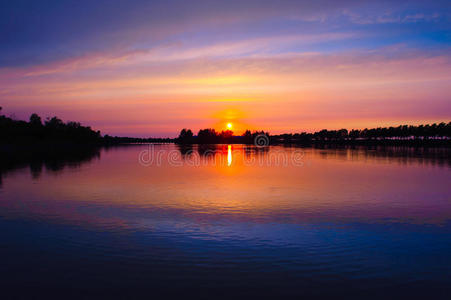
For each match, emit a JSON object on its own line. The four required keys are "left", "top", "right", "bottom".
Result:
{"left": 0, "top": 0, "right": 358, "bottom": 67}
{"left": 2, "top": 46, "right": 450, "bottom": 105}
{"left": 2, "top": 0, "right": 449, "bottom": 68}
{"left": 12, "top": 32, "right": 357, "bottom": 77}
{"left": 343, "top": 10, "right": 443, "bottom": 25}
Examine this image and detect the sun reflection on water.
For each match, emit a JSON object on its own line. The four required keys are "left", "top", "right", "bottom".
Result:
{"left": 227, "top": 145, "right": 232, "bottom": 166}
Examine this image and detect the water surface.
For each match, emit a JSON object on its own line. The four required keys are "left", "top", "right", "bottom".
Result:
{"left": 1, "top": 145, "right": 450, "bottom": 298}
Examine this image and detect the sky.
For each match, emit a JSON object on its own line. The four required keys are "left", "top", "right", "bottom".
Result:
{"left": 1, "top": 0, "right": 450, "bottom": 137}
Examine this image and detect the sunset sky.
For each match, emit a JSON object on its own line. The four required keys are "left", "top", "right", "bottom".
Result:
{"left": 1, "top": 0, "right": 450, "bottom": 137}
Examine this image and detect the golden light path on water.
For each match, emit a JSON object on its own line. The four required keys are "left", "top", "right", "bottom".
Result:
{"left": 227, "top": 145, "right": 232, "bottom": 167}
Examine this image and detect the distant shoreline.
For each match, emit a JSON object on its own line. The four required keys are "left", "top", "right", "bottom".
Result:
{"left": 1, "top": 108, "right": 450, "bottom": 147}
{"left": 174, "top": 137, "right": 451, "bottom": 147}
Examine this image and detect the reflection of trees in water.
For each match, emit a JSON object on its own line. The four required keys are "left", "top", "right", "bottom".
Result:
{"left": 176, "top": 144, "right": 226, "bottom": 165}
{"left": 197, "top": 145, "right": 219, "bottom": 165}
{"left": 243, "top": 145, "right": 270, "bottom": 155}
{"left": 176, "top": 144, "right": 271, "bottom": 166}
{"left": 0, "top": 144, "right": 102, "bottom": 187}
{"left": 178, "top": 144, "right": 271, "bottom": 159}
{"left": 176, "top": 144, "right": 195, "bottom": 156}
{"left": 29, "top": 161, "right": 44, "bottom": 179}
{"left": 197, "top": 144, "right": 218, "bottom": 156}
{"left": 175, "top": 144, "right": 450, "bottom": 168}
{"left": 176, "top": 144, "right": 218, "bottom": 158}
{"left": 308, "top": 145, "right": 451, "bottom": 167}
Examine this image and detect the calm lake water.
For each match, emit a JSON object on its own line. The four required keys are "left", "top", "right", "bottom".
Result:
{"left": 1, "top": 144, "right": 450, "bottom": 299}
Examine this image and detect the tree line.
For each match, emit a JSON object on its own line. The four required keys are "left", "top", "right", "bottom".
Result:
{"left": 1, "top": 106, "right": 449, "bottom": 145}
{"left": 0, "top": 107, "right": 169, "bottom": 144}
{"left": 271, "top": 122, "right": 451, "bottom": 144}
{"left": 0, "top": 107, "right": 101, "bottom": 143}
{"left": 177, "top": 128, "right": 268, "bottom": 144}
{"left": 178, "top": 123, "right": 451, "bottom": 145}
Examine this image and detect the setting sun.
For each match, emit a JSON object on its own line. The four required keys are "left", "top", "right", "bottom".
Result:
{"left": 227, "top": 123, "right": 233, "bottom": 129}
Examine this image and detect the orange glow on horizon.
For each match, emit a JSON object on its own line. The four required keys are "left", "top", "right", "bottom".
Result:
{"left": 1, "top": 47, "right": 450, "bottom": 137}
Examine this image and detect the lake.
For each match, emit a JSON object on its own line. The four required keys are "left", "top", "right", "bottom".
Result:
{"left": 0, "top": 144, "right": 450, "bottom": 299}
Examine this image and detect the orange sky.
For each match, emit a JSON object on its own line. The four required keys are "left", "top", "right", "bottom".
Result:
{"left": 1, "top": 1, "right": 450, "bottom": 137}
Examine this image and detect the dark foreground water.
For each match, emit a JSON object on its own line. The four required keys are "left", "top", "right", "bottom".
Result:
{"left": 0, "top": 144, "right": 450, "bottom": 299}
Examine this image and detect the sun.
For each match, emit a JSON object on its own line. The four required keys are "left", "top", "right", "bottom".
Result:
{"left": 226, "top": 122, "right": 233, "bottom": 129}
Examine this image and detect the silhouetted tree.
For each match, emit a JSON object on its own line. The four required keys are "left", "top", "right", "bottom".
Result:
{"left": 242, "top": 130, "right": 253, "bottom": 144}
{"left": 45, "top": 116, "right": 64, "bottom": 128}
{"left": 197, "top": 128, "right": 218, "bottom": 144}
{"left": 29, "top": 113, "right": 42, "bottom": 127}
{"left": 177, "top": 128, "right": 194, "bottom": 144}
{"left": 219, "top": 130, "right": 233, "bottom": 143}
